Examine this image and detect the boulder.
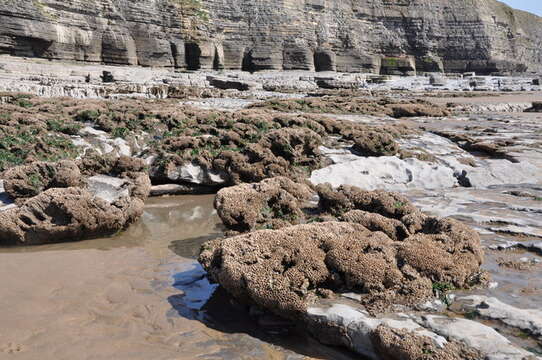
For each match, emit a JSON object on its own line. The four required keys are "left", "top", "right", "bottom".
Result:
{"left": 315, "top": 78, "right": 360, "bottom": 89}
{"left": 0, "top": 187, "right": 143, "bottom": 245}
{"left": 214, "top": 176, "right": 314, "bottom": 232}
{"left": 468, "top": 77, "right": 487, "bottom": 88}
{"left": 429, "top": 75, "right": 447, "bottom": 86}
{"left": 351, "top": 131, "right": 399, "bottom": 157}
{"left": 2, "top": 160, "right": 83, "bottom": 199}
{"left": 200, "top": 217, "right": 483, "bottom": 316}
{"left": 525, "top": 101, "right": 542, "bottom": 112}
{"left": 0, "top": 158, "right": 150, "bottom": 245}
{"left": 207, "top": 76, "right": 262, "bottom": 91}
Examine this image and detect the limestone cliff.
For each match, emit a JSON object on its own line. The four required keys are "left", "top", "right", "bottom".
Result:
{"left": 0, "top": 0, "right": 540, "bottom": 74}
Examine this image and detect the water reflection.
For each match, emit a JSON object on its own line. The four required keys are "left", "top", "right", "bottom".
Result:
{"left": 168, "top": 263, "right": 218, "bottom": 321}
{"left": 167, "top": 261, "right": 358, "bottom": 360}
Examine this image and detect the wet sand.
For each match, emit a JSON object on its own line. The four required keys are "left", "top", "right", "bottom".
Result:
{"left": 0, "top": 195, "right": 357, "bottom": 360}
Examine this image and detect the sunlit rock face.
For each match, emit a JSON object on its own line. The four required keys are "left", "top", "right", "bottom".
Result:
{"left": 0, "top": 0, "right": 541, "bottom": 74}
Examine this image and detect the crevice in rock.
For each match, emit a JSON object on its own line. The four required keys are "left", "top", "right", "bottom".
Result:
{"left": 242, "top": 50, "right": 255, "bottom": 73}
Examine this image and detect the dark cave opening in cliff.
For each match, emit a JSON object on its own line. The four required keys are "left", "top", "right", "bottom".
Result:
{"left": 185, "top": 43, "right": 201, "bottom": 70}
{"left": 242, "top": 50, "right": 256, "bottom": 73}
{"left": 314, "top": 51, "right": 334, "bottom": 72}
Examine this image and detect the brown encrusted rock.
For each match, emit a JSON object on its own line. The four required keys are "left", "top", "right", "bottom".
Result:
{"left": 78, "top": 153, "right": 147, "bottom": 177}
{"left": 2, "top": 160, "right": 83, "bottom": 199}
{"left": 351, "top": 130, "right": 399, "bottom": 157}
{"left": 77, "top": 153, "right": 151, "bottom": 201}
{"left": 391, "top": 104, "right": 450, "bottom": 118}
{"left": 316, "top": 184, "right": 421, "bottom": 221}
{"left": 371, "top": 325, "right": 482, "bottom": 360}
{"left": 0, "top": 156, "right": 150, "bottom": 246}
{"left": 214, "top": 176, "right": 314, "bottom": 232}
{"left": 342, "top": 209, "right": 409, "bottom": 241}
{"left": 398, "top": 218, "right": 484, "bottom": 287}
{"left": 199, "top": 218, "right": 484, "bottom": 317}
{"left": 259, "top": 127, "right": 322, "bottom": 164}
{"left": 0, "top": 187, "right": 143, "bottom": 245}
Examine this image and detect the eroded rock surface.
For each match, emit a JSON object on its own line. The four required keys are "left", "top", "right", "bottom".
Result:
{"left": 0, "top": 0, "right": 541, "bottom": 74}
{"left": 201, "top": 180, "right": 484, "bottom": 317}
{"left": 0, "top": 157, "right": 150, "bottom": 245}
{"left": 215, "top": 176, "right": 314, "bottom": 232}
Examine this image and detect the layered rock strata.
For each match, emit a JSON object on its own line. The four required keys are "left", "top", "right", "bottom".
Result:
{"left": 0, "top": 0, "right": 541, "bottom": 74}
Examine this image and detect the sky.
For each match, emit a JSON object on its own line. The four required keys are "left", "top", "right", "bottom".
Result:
{"left": 499, "top": 0, "right": 542, "bottom": 15}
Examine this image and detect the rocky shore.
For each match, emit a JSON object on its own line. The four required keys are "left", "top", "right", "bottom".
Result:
{"left": 1, "top": 55, "right": 542, "bottom": 359}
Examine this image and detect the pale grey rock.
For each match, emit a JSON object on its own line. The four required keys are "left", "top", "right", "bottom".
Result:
{"left": 306, "top": 304, "right": 447, "bottom": 359}
{"left": 420, "top": 315, "right": 537, "bottom": 360}
{"left": 111, "top": 138, "right": 132, "bottom": 157}
{"left": 398, "top": 132, "right": 541, "bottom": 189}
{"left": 310, "top": 156, "right": 458, "bottom": 191}
{"left": 87, "top": 175, "right": 130, "bottom": 204}
{"left": 460, "top": 296, "right": 542, "bottom": 338}
{"left": 0, "top": 180, "right": 16, "bottom": 212}
{"left": 449, "top": 158, "right": 541, "bottom": 188}
{"left": 167, "top": 163, "right": 227, "bottom": 186}
{"left": 429, "top": 75, "right": 447, "bottom": 86}
{"left": 488, "top": 224, "right": 542, "bottom": 238}
{"left": 489, "top": 240, "right": 542, "bottom": 254}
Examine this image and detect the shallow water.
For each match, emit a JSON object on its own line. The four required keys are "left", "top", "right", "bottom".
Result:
{"left": 0, "top": 194, "right": 357, "bottom": 360}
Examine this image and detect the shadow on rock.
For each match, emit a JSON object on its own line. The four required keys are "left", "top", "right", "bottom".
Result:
{"left": 167, "top": 262, "right": 358, "bottom": 360}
